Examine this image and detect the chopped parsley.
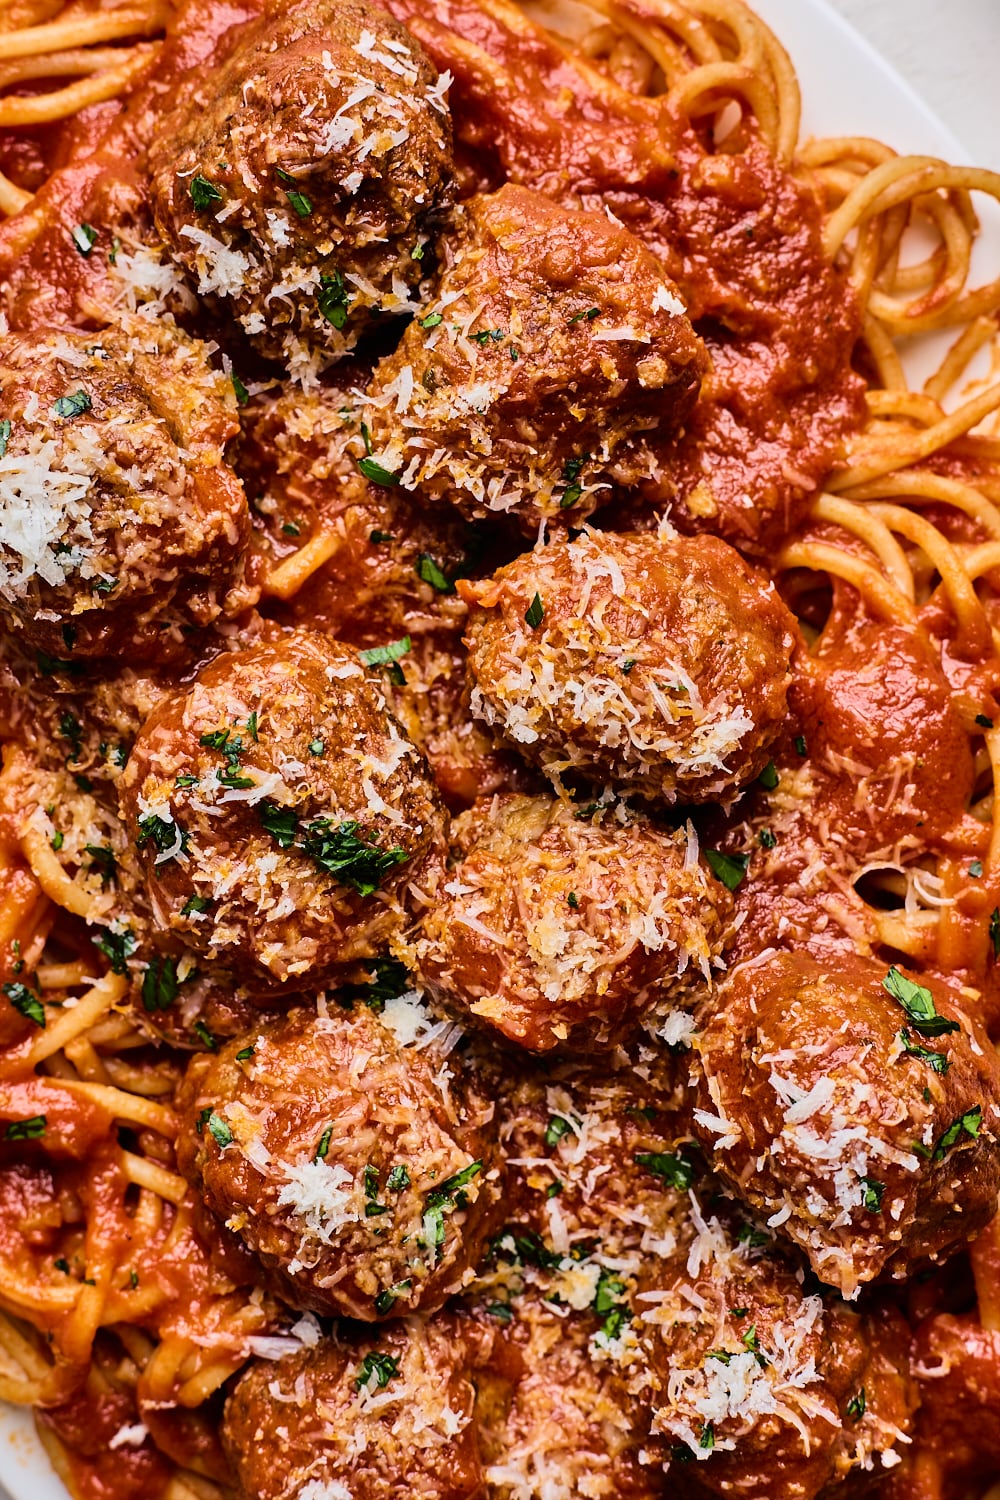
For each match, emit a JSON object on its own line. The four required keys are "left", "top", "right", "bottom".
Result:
{"left": 419, "top": 311, "right": 443, "bottom": 329}
{"left": 275, "top": 168, "right": 312, "bottom": 218}
{"left": 758, "top": 828, "right": 777, "bottom": 849}
{"left": 426, "top": 1161, "right": 482, "bottom": 1208}
{"left": 794, "top": 734, "right": 808, "bottom": 756}
{"left": 136, "top": 814, "right": 189, "bottom": 860}
{"left": 934, "top": 1105, "right": 982, "bottom": 1161}
{"left": 559, "top": 452, "right": 590, "bottom": 509}
{"left": 992, "top": 907, "right": 1000, "bottom": 959}
{"left": 71, "top": 222, "right": 97, "bottom": 256}
{"left": 357, "top": 456, "right": 400, "bottom": 487}
{"left": 741, "top": 1325, "right": 767, "bottom": 1365}
{"left": 705, "top": 849, "right": 750, "bottom": 891}
{"left": 83, "top": 844, "right": 116, "bottom": 885}
{"left": 53, "top": 390, "right": 92, "bottom": 420}
{"left": 231, "top": 371, "right": 249, "bottom": 406}
{"left": 359, "top": 637, "right": 410, "bottom": 685}
{"left": 308, "top": 738, "right": 325, "bottom": 757}
{"left": 568, "top": 306, "right": 600, "bottom": 324}
{"left": 0, "top": 419, "right": 9, "bottom": 458}
{"left": 846, "top": 1388, "right": 866, "bottom": 1422}
{"left": 316, "top": 270, "right": 350, "bottom": 329}
{"left": 414, "top": 553, "right": 452, "bottom": 592}
{"left": 355, "top": 1351, "right": 399, "bottom": 1391}
{"left": 970, "top": 860, "right": 983, "bottom": 878}
{"left": 259, "top": 802, "right": 299, "bottom": 848}
{"left": 976, "top": 714, "right": 994, "bottom": 728}
{"left": 236, "top": 1045, "right": 255, "bottom": 1061}
{"left": 189, "top": 174, "right": 223, "bottom": 211}
{"left": 300, "top": 819, "right": 409, "bottom": 896}
{"left": 141, "top": 955, "right": 180, "bottom": 1013}
{"left": 470, "top": 327, "right": 504, "bottom": 344}
{"left": 758, "top": 760, "right": 779, "bottom": 790}
{"left": 699, "top": 1423, "right": 715, "bottom": 1451}
{"left": 859, "top": 1176, "right": 885, "bottom": 1213}
{"left": 882, "top": 967, "right": 960, "bottom": 1038}
{"left": 192, "top": 1020, "right": 216, "bottom": 1051}
{"left": 5, "top": 1115, "right": 46, "bottom": 1141}
{"left": 92, "top": 926, "right": 136, "bottom": 975}
{"left": 387, "top": 1163, "right": 410, "bottom": 1192}
{"left": 545, "top": 1114, "right": 575, "bottom": 1148}
{"left": 567, "top": 891, "right": 579, "bottom": 909}
{"left": 374, "top": 1279, "right": 410, "bottom": 1314}
{"left": 634, "top": 1150, "right": 695, "bottom": 1191}
{"left": 207, "top": 1112, "right": 233, "bottom": 1148}
{"left": 3, "top": 982, "right": 44, "bottom": 1028}
{"left": 524, "top": 592, "right": 544, "bottom": 629}
{"left": 181, "top": 895, "right": 211, "bottom": 917}
{"left": 898, "top": 1027, "right": 950, "bottom": 1075}
{"left": 314, "top": 1126, "right": 333, "bottom": 1162}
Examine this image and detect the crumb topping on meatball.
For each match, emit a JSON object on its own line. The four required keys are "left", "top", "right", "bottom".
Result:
{"left": 178, "top": 1004, "right": 502, "bottom": 1319}
{"left": 462, "top": 527, "right": 795, "bottom": 802}
{"left": 413, "top": 792, "right": 734, "bottom": 1053}
{"left": 119, "top": 630, "right": 446, "bottom": 988}
{"left": 222, "top": 1315, "right": 484, "bottom": 1500}
{"left": 148, "top": 0, "right": 453, "bottom": 369}
{"left": 0, "top": 322, "right": 251, "bottom": 657}
{"left": 357, "top": 183, "right": 706, "bottom": 528}
{"left": 688, "top": 950, "right": 1000, "bottom": 1297}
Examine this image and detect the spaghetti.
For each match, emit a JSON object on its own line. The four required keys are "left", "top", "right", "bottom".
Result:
{"left": 0, "top": 0, "right": 995, "bottom": 1497}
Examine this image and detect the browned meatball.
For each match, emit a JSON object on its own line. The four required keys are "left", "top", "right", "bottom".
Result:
{"left": 478, "top": 1292, "right": 659, "bottom": 1500}
{"left": 411, "top": 793, "right": 733, "bottom": 1054}
{"left": 461, "top": 529, "right": 796, "bottom": 803}
{"left": 0, "top": 323, "right": 251, "bottom": 659}
{"left": 633, "top": 1205, "right": 917, "bottom": 1498}
{"left": 118, "top": 630, "right": 445, "bottom": 991}
{"left": 147, "top": 0, "right": 452, "bottom": 365}
{"left": 687, "top": 951, "right": 1000, "bottom": 1297}
{"left": 357, "top": 183, "right": 706, "bottom": 530}
{"left": 177, "top": 1005, "right": 503, "bottom": 1319}
{"left": 222, "top": 1316, "right": 483, "bottom": 1500}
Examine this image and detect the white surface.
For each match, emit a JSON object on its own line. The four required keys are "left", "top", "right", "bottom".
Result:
{"left": 826, "top": 0, "right": 1000, "bottom": 168}
{"left": 0, "top": 4, "right": 996, "bottom": 1499}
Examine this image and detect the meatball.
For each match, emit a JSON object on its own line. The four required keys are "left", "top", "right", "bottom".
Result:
{"left": 478, "top": 1293, "right": 659, "bottom": 1500}
{"left": 357, "top": 183, "right": 706, "bottom": 530}
{"left": 633, "top": 1198, "right": 916, "bottom": 1497}
{"left": 177, "top": 1004, "right": 503, "bottom": 1319}
{"left": 687, "top": 951, "right": 1000, "bottom": 1297}
{"left": 147, "top": 0, "right": 452, "bottom": 364}
{"left": 119, "top": 630, "right": 445, "bottom": 990}
{"left": 0, "top": 323, "right": 251, "bottom": 659}
{"left": 222, "top": 1316, "right": 483, "bottom": 1500}
{"left": 461, "top": 529, "right": 796, "bottom": 803}
{"left": 412, "top": 793, "right": 733, "bottom": 1053}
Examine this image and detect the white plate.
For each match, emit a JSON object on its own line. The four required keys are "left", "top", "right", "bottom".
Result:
{"left": 0, "top": 2, "right": 995, "bottom": 1496}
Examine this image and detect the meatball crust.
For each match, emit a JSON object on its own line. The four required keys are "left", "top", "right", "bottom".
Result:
{"left": 222, "top": 1316, "right": 483, "bottom": 1500}
{"left": 119, "top": 630, "right": 446, "bottom": 990}
{"left": 0, "top": 323, "right": 251, "bottom": 659}
{"left": 412, "top": 793, "right": 734, "bottom": 1053}
{"left": 177, "top": 1005, "right": 503, "bottom": 1319}
{"left": 478, "top": 1293, "right": 659, "bottom": 1500}
{"left": 461, "top": 529, "right": 796, "bottom": 802}
{"left": 358, "top": 183, "right": 707, "bottom": 529}
{"left": 147, "top": 0, "right": 452, "bottom": 363}
{"left": 687, "top": 951, "right": 1000, "bottom": 1297}
{"left": 634, "top": 1206, "right": 916, "bottom": 1498}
